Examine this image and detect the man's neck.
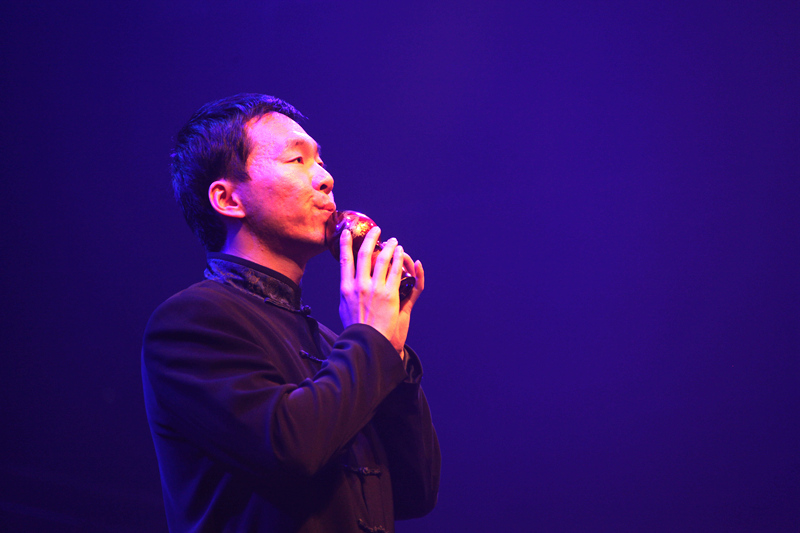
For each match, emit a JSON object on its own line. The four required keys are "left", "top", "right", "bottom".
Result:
{"left": 220, "top": 240, "right": 306, "bottom": 285}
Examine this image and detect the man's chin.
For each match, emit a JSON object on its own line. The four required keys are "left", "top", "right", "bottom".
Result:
{"left": 293, "top": 236, "right": 330, "bottom": 261}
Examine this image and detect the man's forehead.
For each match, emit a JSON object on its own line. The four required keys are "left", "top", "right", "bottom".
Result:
{"left": 245, "top": 113, "right": 315, "bottom": 155}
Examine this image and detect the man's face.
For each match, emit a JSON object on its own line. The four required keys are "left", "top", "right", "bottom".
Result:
{"left": 237, "top": 112, "right": 336, "bottom": 258}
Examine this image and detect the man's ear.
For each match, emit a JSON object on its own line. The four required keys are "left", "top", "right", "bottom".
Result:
{"left": 209, "top": 179, "right": 246, "bottom": 219}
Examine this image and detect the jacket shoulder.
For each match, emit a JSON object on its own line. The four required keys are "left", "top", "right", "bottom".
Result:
{"left": 143, "top": 279, "right": 272, "bottom": 352}
{"left": 148, "top": 279, "right": 258, "bottom": 320}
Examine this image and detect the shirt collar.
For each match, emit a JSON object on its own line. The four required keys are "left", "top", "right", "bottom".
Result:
{"left": 204, "top": 252, "right": 310, "bottom": 314}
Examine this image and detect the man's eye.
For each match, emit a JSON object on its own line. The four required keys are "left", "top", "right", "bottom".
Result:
{"left": 290, "top": 157, "right": 303, "bottom": 163}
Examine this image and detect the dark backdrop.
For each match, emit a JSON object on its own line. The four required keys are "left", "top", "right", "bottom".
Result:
{"left": 2, "top": 1, "right": 798, "bottom": 531}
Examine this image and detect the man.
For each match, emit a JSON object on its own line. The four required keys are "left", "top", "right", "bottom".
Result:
{"left": 142, "top": 94, "right": 440, "bottom": 533}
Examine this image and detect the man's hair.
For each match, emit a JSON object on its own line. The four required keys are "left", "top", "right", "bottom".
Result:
{"left": 171, "top": 93, "right": 305, "bottom": 251}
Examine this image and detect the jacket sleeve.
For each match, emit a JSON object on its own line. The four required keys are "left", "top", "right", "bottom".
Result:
{"left": 142, "top": 284, "right": 408, "bottom": 480}
{"left": 371, "top": 346, "right": 441, "bottom": 519}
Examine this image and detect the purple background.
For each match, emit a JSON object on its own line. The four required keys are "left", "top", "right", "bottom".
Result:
{"left": 2, "top": 1, "right": 798, "bottom": 531}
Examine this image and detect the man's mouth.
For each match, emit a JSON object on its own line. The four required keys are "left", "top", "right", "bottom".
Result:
{"left": 317, "top": 199, "right": 336, "bottom": 213}
{"left": 323, "top": 209, "right": 342, "bottom": 248}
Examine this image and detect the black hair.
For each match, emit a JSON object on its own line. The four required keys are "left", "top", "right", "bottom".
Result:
{"left": 171, "top": 93, "right": 305, "bottom": 251}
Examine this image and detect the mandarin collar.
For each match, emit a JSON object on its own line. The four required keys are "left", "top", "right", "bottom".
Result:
{"left": 204, "top": 252, "right": 310, "bottom": 314}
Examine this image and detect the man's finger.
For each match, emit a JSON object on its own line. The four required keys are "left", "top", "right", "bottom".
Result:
{"left": 413, "top": 260, "right": 425, "bottom": 293}
{"left": 401, "top": 260, "right": 425, "bottom": 311}
{"left": 339, "top": 229, "right": 354, "bottom": 288}
{"left": 372, "top": 237, "right": 398, "bottom": 284}
{"left": 357, "top": 227, "right": 382, "bottom": 283}
{"left": 384, "top": 244, "right": 404, "bottom": 288}
{"left": 401, "top": 250, "right": 415, "bottom": 275}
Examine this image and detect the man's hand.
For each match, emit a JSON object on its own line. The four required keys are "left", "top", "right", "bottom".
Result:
{"left": 339, "top": 227, "right": 424, "bottom": 356}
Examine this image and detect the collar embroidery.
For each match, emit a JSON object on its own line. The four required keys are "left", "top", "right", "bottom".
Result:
{"left": 205, "top": 256, "right": 311, "bottom": 314}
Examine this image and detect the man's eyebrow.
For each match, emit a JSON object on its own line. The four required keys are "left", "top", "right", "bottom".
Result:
{"left": 284, "top": 137, "right": 321, "bottom": 156}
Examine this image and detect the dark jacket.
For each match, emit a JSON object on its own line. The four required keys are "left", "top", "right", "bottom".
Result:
{"left": 142, "top": 254, "right": 440, "bottom": 532}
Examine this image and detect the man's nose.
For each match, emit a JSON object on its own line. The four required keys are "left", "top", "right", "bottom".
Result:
{"left": 313, "top": 167, "right": 334, "bottom": 194}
